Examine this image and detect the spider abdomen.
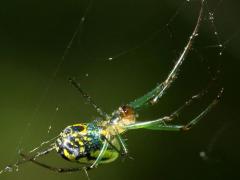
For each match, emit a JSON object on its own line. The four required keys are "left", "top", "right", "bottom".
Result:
{"left": 56, "top": 123, "right": 119, "bottom": 164}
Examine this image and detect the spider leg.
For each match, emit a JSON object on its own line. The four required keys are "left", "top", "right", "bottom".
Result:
{"left": 114, "top": 133, "right": 134, "bottom": 161}
{"left": 111, "top": 127, "right": 128, "bottom": 156}
{"left": 20, "top": 153, "right": 91, "bottom": 174}
{"left": 125, "top": 88, "right": 208, "bottom": 130}
{"left": 101, "top": 135, "right": 121, "bottom": 154}
{"left": 126, "top": 88, "right": 223, "bottom": 131}
{"left": 0, "top": 146, "right": 57, "bottom": 175}
{"left": 2, "top": 146, "right": 55, "bottom": 173}
{"left": 102, "top": 135, "right": 133, "bottom": 162}
{"left": 181, "top": 88, "right": 224, "bottom": 131}
{"left": 115, "top": 133, "right": 128, "bottom": 156}
{"left": 101, "top": 133, "right": 129, "bottom": 158}
{"left": 90, "top": 140, "right": 108, "bottom": 168}
{"left": 129, "top": 0, "right": 205, "bottom": 112}
{"left": 164, "top": 88, "right": 208, "bottom": 122}
{"left": 69, "top": 77, "right": 110, "bottom": 119}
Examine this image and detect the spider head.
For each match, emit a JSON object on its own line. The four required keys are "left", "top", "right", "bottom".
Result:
{"left": 118, "top": 105, "right": 136, "bottom": 125}
{"left": 109, "top": 105, "right": 137, "bottom": 134}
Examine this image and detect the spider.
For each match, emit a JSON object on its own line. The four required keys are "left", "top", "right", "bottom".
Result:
{"left": 1, "top": 0, "right": 223, "bottom": 177}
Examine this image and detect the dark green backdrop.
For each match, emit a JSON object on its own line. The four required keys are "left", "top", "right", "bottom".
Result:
{"left": 0, "top": 0, "right": 239, "bottom": 180}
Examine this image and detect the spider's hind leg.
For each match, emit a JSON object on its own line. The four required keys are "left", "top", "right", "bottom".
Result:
{"left": 20, "top": 153, "right": 92, "bottom": 176}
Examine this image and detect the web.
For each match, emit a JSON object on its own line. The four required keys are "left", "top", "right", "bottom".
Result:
{"left": 0, "top": 0, "right": 238, "bottom": 178}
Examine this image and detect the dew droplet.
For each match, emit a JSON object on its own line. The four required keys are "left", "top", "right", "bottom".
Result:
{"left": 5, "top": 166, "right": 13, "bottom": 172}
{"left": 209, "top": 12, "right": 215, "bottom": 21}
{"left": 48, "top": 125, "right": 52, "bottom": 134}
{"left": 56, "top": 106, "right": 59, "bottom": 111}
{"left": 81, "top": 17, "right": 85, "bottom": 22}
{"left": 14, "top": 165, "right": 19, "bottom": 172}
{"left": 199, "top": 151, "right": 208, "bottom": 161}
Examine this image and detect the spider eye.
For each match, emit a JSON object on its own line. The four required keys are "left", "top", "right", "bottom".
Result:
{"left": 120, "top": 105, "right": 134, "bottom": 117}
{"left": 121, "top": 105, "right": 129, "bottom": 114}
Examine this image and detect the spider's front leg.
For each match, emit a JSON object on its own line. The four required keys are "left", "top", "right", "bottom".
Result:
{"left": 69, "top": 77, "right": 110, "bottom": 119}
{"left": 125, "top": 88, "right": 224, "bottom": 132}
{"left": 162, "top": 88, "right": 208, "bottom": 123}
{"left": 128, "top": 0, "right": 205, "bottom": 112}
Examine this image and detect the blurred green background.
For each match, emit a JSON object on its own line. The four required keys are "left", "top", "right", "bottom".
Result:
{"left": 0, "top": 0, "right": 239, "bottom": 179}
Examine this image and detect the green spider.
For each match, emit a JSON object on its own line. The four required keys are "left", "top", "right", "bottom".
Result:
{"left": 1, "top": 0, "right": 223, "bottom": 177}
